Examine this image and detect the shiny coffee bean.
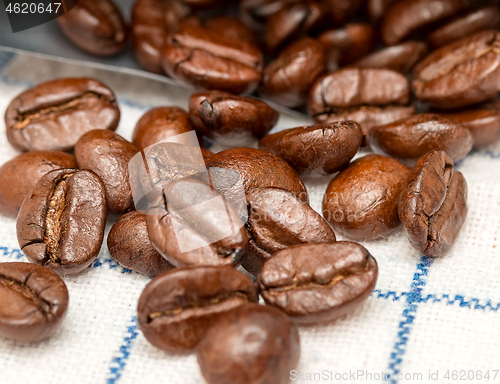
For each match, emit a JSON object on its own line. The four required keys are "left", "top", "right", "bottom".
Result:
{"left": 427, "top": 5, "right": 500, "bottom": 48}
{"left": 370, "top": 114, "right": 473, "bottom": 164}
{"left": 367, "top": 0, "right": 399, "bottom": 22}
{"left": 75, "top": 130, "right": 138, "bottom": 214}
{"left": 204, "top": 16, "right": 259, "bottom": 46}
{"left": 323, "top": 154, "right": 410, "bottom": 241}
{"left": 137, "top": 265, "right": 258, "bottom": 352}
{"left": 243, "top": 187, "right": 336, "bottom": 275}
{"left": 442, "top": 109, "right": 500, "bottom": 148}
{"left": 108, "top": 211, "right": 174, "bottom": 276}
{"left": 381, "top": 0, "right": 469, "bottom": 46}
{"left": 260, "top": 37, "right": 326, "bottom": 108}
{"left": 258, "top": 242, "right": 378, "bottom": 323}
{"left": 5, "top": 78, "right": 120, "bottom": 152}
{"left": 146, "top": 178, "right": 248, "bottom": 267}
{"left": 259, "top": 121, "right": 363, "bottom": 177}
{"left": 0, "top": 151, "right": 76, "bottom": 217}
{"left": 161, "top": 25, "right": 264, "bottom": 94}
{"left": 398, "top": 150, "right": 468, "bottom": 257}
{"left": 323, "top": 0, "right": 363, "bottom": 25}
{"left": 413, "top": 30, "right": 500, "bottom": 109}
{"left": 56, "top": 0, "right": 128, "bottom": 56}
{"left": 188, "top": 91, "right": 279, "bottom": 146}
{"left": 354, "top": 41, "right": 428, "bottom": 73}
{"left": 0, "top": 262, "right": 69, "bottom": 343}
{"left": 197, "top": 303, "right": 300, "bottom": 384}
{"left": 17, "top": 169, "right": 107, "bottom": 275}
{"left": 239, "top": 0, "right": 295, "bottom": 30}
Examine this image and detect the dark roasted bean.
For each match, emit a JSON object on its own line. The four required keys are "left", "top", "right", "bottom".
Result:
{"left": 442, "top": 109, "right": 500, "bottom": 148}
{"left": 205, "top": 16, "right": 259, "bottom": 46}
{"left": 322, "top": 0, "right": 363, "bottom": 25}
{"left": 367, "top": 0, "right": 399, "bottom": 22}
{"left": 239, "top": 0, "right": 295, "bottom": 30}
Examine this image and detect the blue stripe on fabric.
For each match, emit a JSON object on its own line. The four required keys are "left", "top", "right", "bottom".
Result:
{"left": 107, "top": 316, "right": 139, "bottom": 384}
{"left": 0, "top": 51, "right": 16, "bottom": 72}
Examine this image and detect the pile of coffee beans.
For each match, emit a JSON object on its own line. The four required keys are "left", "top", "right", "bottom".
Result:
{"left": 2, "top": 0, "right": 500, "bottom": 382}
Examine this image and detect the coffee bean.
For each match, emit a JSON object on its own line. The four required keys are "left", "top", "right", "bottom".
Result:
{"left": 17, "top": 169, "right": 107, "bottom": 275}
{"left": 188, "top": 91, "right": 279, "bottom": 146}
{"left": 239, "top": 0, "right": 294, "bottom": 31}
{"left": 323, "top": 0, "right": 363, "bottom": 25}
{"left": 442, "top": 109, "right": 500, "bottom": 148}
{"left": 197, "top": 303, "right": 300, "bottom": 384}
{"left": 427, "top": 5, "right": 500, "bottom": 48}
{"left": 370, "top": 114, "right": 473, "bottom": 164}
{"left": 146, "top": 178, "right": 248, "bottom": 267}
{"left": 161, "top": 25, "right": 263, "bottom": 94}
{"left": 354, "top": 41, "right": 428, "bottom": 73}
{"left": 56, "top": 0, "right": 128, "bottom": 56}
{"left": 260, "top": 37, "right": 326, "bottom": 108}
{"left": 367, "top": 0, "right": 399, "bottom": 22}
{"left": 381, "top": 0, "right": 469, "bottom": 46}
{"left": 204, "top": 16, "right": 259, "bottom": 46}
{"left": 137, "top": 265, "right": 258, "bottom": 352}
{"left": 182, "top": 0, "right": 222, "bottom": 7}
{"left": 108, "top": 211, "right": 174, "bottom": 276}
{"left": 0, "top": 262, "right": 69, "bottom": 343}
{"left": 259, "top": 121, "right": 363, "bottom": 177}
{"left": 0, "top": 152, "right": 76, "bottom": 217}
{"left": 5, "top": 78, "right": 120, "bottom": 152}
{"left": 398, "top": 150, "right": 468, "bottom": 257}
{"left": 243, "top": 187, "right": 336, "bottom": 275}
{"left": 323, "top": 154, "right": 410, "bottom": 241}
{"left": 413, "top": 30, "right": 500, "bottom": 109}
{"left": 258, "top": 242, "right": 378, "bottom": 323}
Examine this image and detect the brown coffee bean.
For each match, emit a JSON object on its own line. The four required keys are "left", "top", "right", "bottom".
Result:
{"left": 318, "top": 24, "right": 376, "bottom": 69}
{"left": 354, "top": 41, "right": 428, "bottom": 73}
{"left": 398, "top": 150, "right": 468, "bottom": 257}
{"left": 137, "top": 265, "right": 258, "bottom": 352}
{"left": 239, "top": 0, "right": 295, "bottom": 31}
{"left": 146, "top": 178, "right": 248, "bottom": 267}
{"left": 0, "top": 262, "right": 69, "bottom": 343}
{"left": 201, "top": 148, "right": 214, "bottom": 162}
{"left": 427, "top": 5, "right": 500, "bottom": 48}
{"left": 413, "top": 30, "right": 500, "bottom": 109}
{"left": 197, "top": 303, "right": 300, "bottom": 384}
{"left": 243, "top": 187, "right": 336, "bottom": 275}
{"left": 323, "top": 154, "right": 410, "bottom": 241}
{"left": 108, "top": 211, "right": 174, "bottom": 276}
{"left": 381, "top": 0, "right": 469, "bottom": 46}
{"left": 258, "top": 242, "right": 378, "bottom": 323}
{"left": 260, "top": 37, "right": 326, "bottom": 108}
{"left": 161, "top": 25, "right": 263, "bottom": 94}
{"left": 367, "top": 0, "right": 399, "bottom": 22}
{"left": 323, "top": 0, "right": 363, "bottom": 25}
{"left": 17, "top": 169, "right": 107, "bottom": 276}
{"left": 5, "top": 78, "right": 120, "bottom": 152}
{"left": 442, "top": 109, "right": 500, "bottom": 148}
{"left": 259, "top": 121, "right": 363, "bottom": 177}
{"left": 0, "top": 152, "right": 76, "bottom": 217}
{"left": 205, "top": 16, "right": 259, "bottom": 46}
{"left": 182, "top": 0, "right": 222, "bottom": 7}
{"left": 188, "top": 91, "right": 279, "bottom": 146}
{"left": 56, "top": 0, "right": 128, "bottom": 56}
{"left": 370, "top": 114, "right": 473, "bottom": 164}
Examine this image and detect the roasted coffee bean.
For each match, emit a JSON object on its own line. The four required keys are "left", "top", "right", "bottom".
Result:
{"left": 132, "top": 107, "right": 196, "bottom": 150}
{"left": 182, "top": 0, "right": 222, "bottom": 7}
{"left": 5, "top": 78, "right": 120, "bottom": 152}
{"left": 260, "top": 37, "right": 326, "bottom": 108}
{"left": 197, "top": 303, "right": 300, "bottom": 384}
{"left": 243, "top": 187, "right": 336, "bottom": 275}
{"left": 188, "top": 91, "right": 279, "bottom": 146}
{"left": 318, "top": 24, "right": 376, "bottom": 69}
{"left": 0, "top": 262, "right": 69, "bottom": 343}
{"left": 239, "top": 0, "right": 295, "bottom": 30}
{"left": 75, "top": 130, "right": 139, "bottom": 214}
{"left": 413, "top": 30, "right": 500, "bottom": 109}
{"left": 146, "top": 178, "right": 248, "bottom": 267}
{"left": 205, "top": 16, "right": 259, "bottom": 46}
{"left": 258, "top": 242, "right": 378, "bottom": 323}
{"left": 427, "top": 5, "right": 500, "bottom": 48}
{"left": 398, "top": 150, "right": 468, "bottom": 257}
{"left": 17, "top": 169, "right": 107, "bottom": 275}
{"left": 132, "top": 0, "right": 191, "bottom": 73}
{"left": 0, "top": 152, "right": 76, "bottom": 217}
{"left": 442, "top": 109, "right": 500, "bottom": 148}
{"left": 264, "top": 1, "right": 325, "bottom": 53}
{"left": 161, "top": 25, "right": 264, "bottom": 94}
{"left": 323, "top": 0, "right": 363, "bottom": 25}
{"left": 56, "top": 0, "right": 128, "bottom": 56}
{"left": 354, "top": 41, "right": 428, "bottom": 73}
{"left": 137, "top": 265, "right": 258, "bottom": 352}
{"left": 108, "top": 211, "right": 175, "bottom": 276}
{"left": 259, "top": 121, "right": 363, "bottom": 177}
{"left": 367, "top": 0, "right": 399, "bottom": 22}
{"left": 381, "top": 0, "right": 469, "bottom": 46}
{"left": 323, "top": 154, "right": 410, "bottom": 241}
{"left": 370, "top": 114, "right": 473, "bottom": 164}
